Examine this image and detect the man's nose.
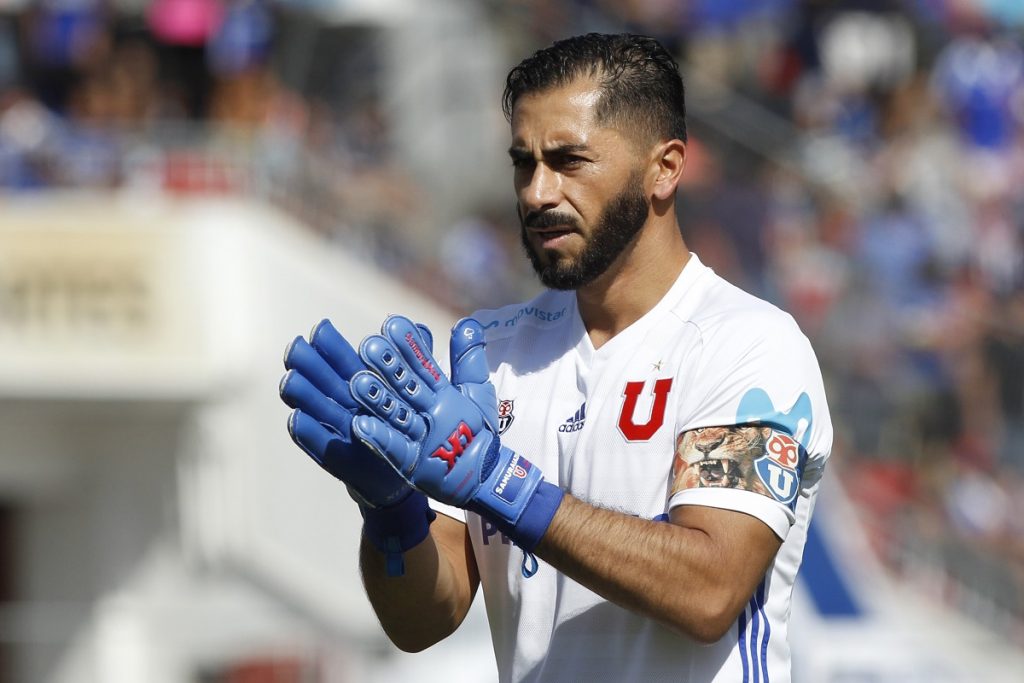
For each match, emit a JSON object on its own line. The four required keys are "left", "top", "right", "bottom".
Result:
{"left": 520, "top": 164, "right": 561, "bottom": 213}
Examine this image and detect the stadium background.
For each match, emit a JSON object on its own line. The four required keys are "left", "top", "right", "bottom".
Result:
{"left": 1, "top": 0, "right": 1024, "bottom": 680}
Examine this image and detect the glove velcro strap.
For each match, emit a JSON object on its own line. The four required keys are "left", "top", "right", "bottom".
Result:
{"left": 474, "top": 443, "right": 564, "bottom": 553}
{"left": 361, "top": 490, "right": 436, "bottom": 577}
{"left": 503, "top": 481, "right": 563, "bottom": 552}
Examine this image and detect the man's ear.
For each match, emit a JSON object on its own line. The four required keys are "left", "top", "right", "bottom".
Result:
{"left": 651, "top": 139, "right": 687, "bottom": 201}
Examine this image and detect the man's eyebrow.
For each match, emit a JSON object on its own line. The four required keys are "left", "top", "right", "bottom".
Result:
{"left": 507, "top": 143, "right": 590, "bottom": 158}
{"left": 547, "top": 143, "right": 590, "bottom": 156}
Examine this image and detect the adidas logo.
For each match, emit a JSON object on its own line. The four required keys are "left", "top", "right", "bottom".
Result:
{"left": 558, "top": 402, "right": 586, "bottom": 433}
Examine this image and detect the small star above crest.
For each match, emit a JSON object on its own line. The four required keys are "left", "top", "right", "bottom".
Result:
{"left": 651, "top": 360, "right": 663, "bottom": 371}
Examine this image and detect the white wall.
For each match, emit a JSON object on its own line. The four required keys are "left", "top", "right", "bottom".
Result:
{"left": 0, "top": 193, "right": 495, "bottom": 682}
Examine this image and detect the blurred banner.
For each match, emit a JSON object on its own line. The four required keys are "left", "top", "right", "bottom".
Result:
{"left": 0, "top": 200, "right": 204, "bottom": 399}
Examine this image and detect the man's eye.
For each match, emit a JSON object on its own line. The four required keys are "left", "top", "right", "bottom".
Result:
{"left": 511, "top": 158, "right": 532, "bottom": 169}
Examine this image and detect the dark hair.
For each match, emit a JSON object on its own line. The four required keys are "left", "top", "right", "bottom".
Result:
{"left": 502, "top": 33, "right": 687, "bottom": 144}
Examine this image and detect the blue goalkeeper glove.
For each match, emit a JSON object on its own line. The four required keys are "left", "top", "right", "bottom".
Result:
{"left": 350, "top": 315, "right": 564, "bottom": 554}
{"left": 279, "top": 319, "right": 435, "bottom": 575}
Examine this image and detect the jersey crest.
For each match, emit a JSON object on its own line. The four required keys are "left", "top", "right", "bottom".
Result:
{"left": 497, "top": 399, "right": 515, "bottom": 435}
{"left": 754, "top": 431, "right": 800, "bottom": 505}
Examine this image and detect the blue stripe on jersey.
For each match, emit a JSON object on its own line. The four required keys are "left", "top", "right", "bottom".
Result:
{"left": 749, "top": 594, "right": 761, "bottom": 683}
{"left": 756, "top": 581, "right": 771, "bottom": 682}
{"left": 737, "top": 580, "right": 772, "bottom": 683}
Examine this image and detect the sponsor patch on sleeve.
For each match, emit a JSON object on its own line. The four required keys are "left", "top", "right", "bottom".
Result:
{"left": 671, "top": 424, "right": 805, "bottom": 508}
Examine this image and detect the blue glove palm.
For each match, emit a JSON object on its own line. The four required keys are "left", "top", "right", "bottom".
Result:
{"left": 279, "top": 319, "right": 436, "bottom": 576}
{"left": 350, "top": 315, "right": 563, "bottom": 552}
{"left": 280, "top": 319, "right": 414, "bottom": 509}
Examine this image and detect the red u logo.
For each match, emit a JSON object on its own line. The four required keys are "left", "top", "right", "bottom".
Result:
{"left": 618, "top": 379, "right": 674, "bottom": 442}
{"left": 431, "top": 422, "right": 474, "bottom": 472}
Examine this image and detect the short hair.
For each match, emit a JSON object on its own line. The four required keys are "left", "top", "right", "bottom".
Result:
{"left": 502, "top": 33, "right": 687, "bottom": 145}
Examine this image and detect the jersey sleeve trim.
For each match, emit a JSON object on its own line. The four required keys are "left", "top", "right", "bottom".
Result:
{"left": 668, "top": 488, "right": 794, "bottom": 540}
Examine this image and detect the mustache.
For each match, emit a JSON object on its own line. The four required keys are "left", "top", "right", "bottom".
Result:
{"left": 521, "top": 210, "right": 580, "bottom": 231}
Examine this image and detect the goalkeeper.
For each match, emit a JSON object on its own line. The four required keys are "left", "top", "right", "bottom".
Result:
{"left": 280, "top": 33, "right": 833, "bottom": 683}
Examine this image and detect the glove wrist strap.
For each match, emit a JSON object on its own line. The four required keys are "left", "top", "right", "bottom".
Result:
{"left": 361, "top": 490, "right": 436, "bottom": 577}
{"left": 473, "top": 441, "right": 564, "bottom": 553}
{"left": 503, "top": 481, "right": 563, "bottom": 551}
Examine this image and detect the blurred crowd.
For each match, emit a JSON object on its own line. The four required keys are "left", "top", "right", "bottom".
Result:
{"left": 2, "top": 0, "right": 1024, "bottom": 639}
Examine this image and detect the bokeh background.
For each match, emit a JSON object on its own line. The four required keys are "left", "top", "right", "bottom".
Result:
{"left": 1, "top": 0, "right": 1024, "bottom": 681}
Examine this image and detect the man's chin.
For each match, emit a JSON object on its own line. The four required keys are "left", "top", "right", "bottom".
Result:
{"left": 524, "top": 240, "right": 593, "bottom": 289}
{"left": 537, "top": 262, "right": 594, "bottom": 290}
{"left": 539, "top": 275, "right": 576, "bottom": 291}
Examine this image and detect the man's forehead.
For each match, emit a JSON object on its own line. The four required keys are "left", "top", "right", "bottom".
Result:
{"left": 509, "top": 81, "right": 608, "bottom": 145}
{"left": 512, "top": 79, "right": 603, "bottom": 120}
{"left": 563, "top": 85, "right": 602, "bottom": 111}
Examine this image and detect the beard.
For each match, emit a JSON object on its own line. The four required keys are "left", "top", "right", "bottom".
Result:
{"left": 519, "top": 171, "right": 649, "bottom": 290}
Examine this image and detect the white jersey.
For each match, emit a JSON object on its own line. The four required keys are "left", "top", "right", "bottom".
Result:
{"left": 435, "top": 253, "right": 833, "bottom": 683}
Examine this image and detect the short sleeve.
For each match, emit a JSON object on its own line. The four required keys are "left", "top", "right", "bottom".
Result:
{"left": 668, "top": 307, "right": 833, "bottom": 540}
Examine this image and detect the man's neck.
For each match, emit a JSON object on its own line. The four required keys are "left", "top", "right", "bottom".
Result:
{"left": 576, "top": 226, "right": 690, "bottom": 350}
